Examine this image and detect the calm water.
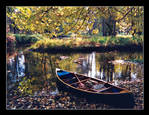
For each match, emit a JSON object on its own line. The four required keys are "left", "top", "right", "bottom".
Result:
{"left": 6, "top": 49, "right": 144, "bottom": 109}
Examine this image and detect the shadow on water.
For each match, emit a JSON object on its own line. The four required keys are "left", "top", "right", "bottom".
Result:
{"left": 32, "top": 44, "right": 143, "bottom": 54}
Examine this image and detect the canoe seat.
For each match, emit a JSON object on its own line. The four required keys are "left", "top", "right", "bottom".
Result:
{"left": 99, "top": 86, "right": 122, "bottom": 93}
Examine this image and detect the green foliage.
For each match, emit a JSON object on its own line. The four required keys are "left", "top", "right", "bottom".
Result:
{"left": 88, "top": 36, "right": 100, "bottom": 43}
{"left": 98, "top": 37, "right": 107, "bottom": 45}
{"left": 131, "top": 35, "right": 143, "bottom": 45}
{"left": 14, "top": 34, "right": 38, "bottom": 45}
{"left": 111, "top": 37, "right": 131, "bottom": 45}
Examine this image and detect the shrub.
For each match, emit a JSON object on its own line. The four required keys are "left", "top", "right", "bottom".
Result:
{"left": 116, "top": 37, "right": 131, "bottom": 45}
{"left": 14, "top": 34, "right": 38, "bottom": 45}
{"left": 98, "top": 36, "right": 108, "bottom": 45}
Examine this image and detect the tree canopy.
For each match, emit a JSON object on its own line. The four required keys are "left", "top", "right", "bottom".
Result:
{"left": 6, "top": 6, "right": 144, "bottom": 38}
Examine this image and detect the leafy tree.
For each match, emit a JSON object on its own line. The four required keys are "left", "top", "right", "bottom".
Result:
{"left": 6, "top": 6, "right": 144, "bottom": 37}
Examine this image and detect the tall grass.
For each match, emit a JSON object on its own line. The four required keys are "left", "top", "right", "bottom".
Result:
{"left": 30, "top": 38, "right": 86, "bottom": 49}
{"left": 30, "top": 35, "right": 143, "bottom": 50}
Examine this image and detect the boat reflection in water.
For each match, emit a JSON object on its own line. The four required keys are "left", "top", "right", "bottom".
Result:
{"left": 7, "top": 51, "right": 25, "bottom": 83}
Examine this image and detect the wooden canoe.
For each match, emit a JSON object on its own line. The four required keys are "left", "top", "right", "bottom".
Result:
{"left": 56, "top": 68, "right": 134, "bottom": 108}
{"left": 56, "top": 68, "right": 131, "bottom": 95}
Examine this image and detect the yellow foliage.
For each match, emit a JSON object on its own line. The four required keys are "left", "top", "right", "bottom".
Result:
{"left": 92, "top": 29, "right": 99, "bottom": 34}
{"left": 7, "top": 6, "right": 144, "bottom": 37}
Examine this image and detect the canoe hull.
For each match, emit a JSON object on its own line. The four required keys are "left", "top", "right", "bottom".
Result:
{"left": 56, "top": 77, "right": 134, "bottom": 108}
{"left": 56, "top": 68, "right": 134, "bottom": 108}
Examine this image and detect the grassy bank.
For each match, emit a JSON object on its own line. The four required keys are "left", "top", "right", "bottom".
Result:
{"left": 29, "top": 35, "right": 143, "bottom": 52}
{"left": 7, "top": 33, "right": 143, "bottom": 52}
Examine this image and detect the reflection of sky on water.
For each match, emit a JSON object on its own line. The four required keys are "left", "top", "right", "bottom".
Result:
{"left": 7, "top": 52, "right": 25, "bottom": 83}
{"left": 86, "top": 52, "right": 97, "bottom": 78}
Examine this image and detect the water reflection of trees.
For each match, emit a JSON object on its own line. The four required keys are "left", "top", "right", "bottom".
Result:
{"left": 6, "top": 49, "right": 143, "bottom": 96}
{"left": 58, "top": 53, "right": 80, "bottom": 72}
{"left": 16, "top": 51, "right": 60, "bottom": 95}
{"left": 96, "top": 52, "right": 115, "bottom": 82}
{"left": 76, "top": 51, "right": 143, "bottom": 83}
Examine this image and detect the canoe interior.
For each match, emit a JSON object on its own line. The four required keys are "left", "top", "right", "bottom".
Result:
{"left": 56, "top": 69, "right": 129, "bottom": 94}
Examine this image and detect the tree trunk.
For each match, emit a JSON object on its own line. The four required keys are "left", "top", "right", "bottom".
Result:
{"left": 101, "top": 17, "right": 116, "bottom": 36}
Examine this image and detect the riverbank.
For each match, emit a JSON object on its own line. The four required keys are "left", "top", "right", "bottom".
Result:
{"left": 7, "top": 33, "right": 143, "bottom": 53}
{"left": 28, "top": 35, "right": 143, "bottom": 53}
